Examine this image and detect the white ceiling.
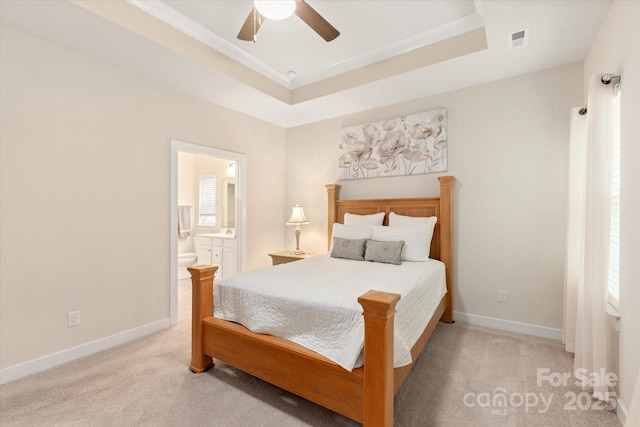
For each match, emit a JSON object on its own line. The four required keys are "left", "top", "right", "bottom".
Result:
{"left": 133, "top": 0, "right": 482, "bottom": 87}
{"left": 0, "top": 1, "right": 611, "bottom": 128}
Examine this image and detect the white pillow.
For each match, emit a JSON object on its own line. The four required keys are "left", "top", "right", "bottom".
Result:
{"left": 344, "top": 212, "right": 385, "bottom": 226}
{"left": 389, "top": 212, "right": 437, "bottom": 229}
{"left": 388, "top": 213, "right": 437, "bottom": 256}
{"left": 330, "top": 223, "right": 374, "bottom": 251}
{"left": 372, "top": 226, "right": 431, "bottom": 261}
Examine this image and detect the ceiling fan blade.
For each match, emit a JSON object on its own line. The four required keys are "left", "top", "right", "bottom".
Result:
{"left": 295, "top": 0, "right": 340, "bottom": 42}
{"left": 237, "top": 7, "right": 263, "bottom": 41}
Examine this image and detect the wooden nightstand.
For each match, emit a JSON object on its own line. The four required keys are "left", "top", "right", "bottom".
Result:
{"left": 268, "top": 251, "right": 317, "bottom": 266}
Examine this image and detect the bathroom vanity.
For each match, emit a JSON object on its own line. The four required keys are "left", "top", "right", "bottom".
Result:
{"left": 193, "top": 234, "right": 237, "bottom": 280}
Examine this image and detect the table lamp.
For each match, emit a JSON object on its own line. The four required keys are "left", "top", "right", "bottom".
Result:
{"left": 286, "top": 205, "right": 309, "bottom": 254}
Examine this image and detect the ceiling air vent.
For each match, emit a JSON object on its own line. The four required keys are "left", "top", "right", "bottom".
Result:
{"left": 508, "top": 28, "right": 529, "bottom": 49}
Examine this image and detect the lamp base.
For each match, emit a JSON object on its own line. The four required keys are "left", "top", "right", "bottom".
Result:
{"left": 292, "top": 227, "right": 304, "bottom": 256}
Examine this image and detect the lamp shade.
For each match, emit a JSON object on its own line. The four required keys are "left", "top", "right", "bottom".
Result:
{"left": 254, "top": 0, "right": 296, "bottom": 20}
{"left": 286, "top": 205, "right": 309, "bottom": 225}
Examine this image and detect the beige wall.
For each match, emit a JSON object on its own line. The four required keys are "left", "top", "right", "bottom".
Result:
{"left": 583, "top": 0, "right": 640, "bottom": 419}
{"left": 286, "top": 62, "right": 583, "bottom": 332}
{"left": 0, "top": 27, "right": 286, "bottom": 370}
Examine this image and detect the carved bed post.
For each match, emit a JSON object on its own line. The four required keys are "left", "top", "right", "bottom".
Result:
{"left": 437, "top": 176, "right": 455, "bottom": 323}
{"left": 326, "top": 184, "right": 341, "bottom": 250}
{"left": 188, "top": 265, "right": 217, "bottom": 373}
{"left": 358, "top": 291, "right": 400, "bottom": 427}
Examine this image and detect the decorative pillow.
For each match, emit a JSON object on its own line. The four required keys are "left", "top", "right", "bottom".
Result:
{"left": 330, "top": 237, "right": 367, "bottom": 261}
{"left": 372, "top": 226, "right": 431, "bottom": 261}
{"left": 364, "top": 240, "right": 404, "bottom": 265}
{"left": 344, "top": 212, "right": 385, "bottom": 226}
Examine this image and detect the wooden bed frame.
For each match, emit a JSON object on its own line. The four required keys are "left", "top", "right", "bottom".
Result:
{"left": 188, "top": 176, "right": 455, "bottom": 427}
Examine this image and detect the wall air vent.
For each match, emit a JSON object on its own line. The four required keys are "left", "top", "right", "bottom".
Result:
{"left": 508, "top": 28, "right": 529, "bottom": 49}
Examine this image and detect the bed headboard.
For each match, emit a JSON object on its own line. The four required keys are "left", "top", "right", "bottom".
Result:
{"left": 326, "top": 176, "right": 455, "bottom": 322}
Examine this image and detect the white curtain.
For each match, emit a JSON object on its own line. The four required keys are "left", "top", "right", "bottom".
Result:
{"left": 562, "top": 107, "right": 587, "bottom": 353}
{"left": 563, "top": 76, "right": 615, "bottom": 401}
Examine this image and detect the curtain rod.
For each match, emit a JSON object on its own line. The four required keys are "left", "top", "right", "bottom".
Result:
{"left": 578, "top": 73, "right": 621, "bottom": 115}
{"left": 601, "top": 73, "right": 621, "bottom": 90}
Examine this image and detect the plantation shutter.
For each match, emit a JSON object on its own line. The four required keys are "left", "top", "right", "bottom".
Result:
{"left": 198, "top": 175, "right": 216, "bottom": 226}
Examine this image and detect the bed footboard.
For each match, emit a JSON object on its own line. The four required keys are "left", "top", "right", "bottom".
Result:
{"left": 189, "top": 265, "right": 401, "bottom": 426}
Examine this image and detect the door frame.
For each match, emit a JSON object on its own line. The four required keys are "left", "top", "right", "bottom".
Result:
{"left": 170, "top": 139, "right": 246, "bottom": 325}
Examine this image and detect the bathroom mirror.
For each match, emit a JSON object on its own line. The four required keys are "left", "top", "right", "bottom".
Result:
{"left": 222, "top": 178, "right": 236, "bottom": 229}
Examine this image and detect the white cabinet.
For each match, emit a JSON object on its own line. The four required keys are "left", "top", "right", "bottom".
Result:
{"left": 211, "top": 238, "right": 223, "bottom": 267}
{"left": 193, "top": 235, "right": 237, "bottom": 280}
{"left": 222, "top": 239, "right": 237, "bottom": 279}
{"left": 194, "top": 236, "right": 211, "bottom": 265}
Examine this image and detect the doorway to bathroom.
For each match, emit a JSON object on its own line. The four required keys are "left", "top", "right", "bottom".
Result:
{"left": 169, "top": 139, "right": 246, "bottom": 325}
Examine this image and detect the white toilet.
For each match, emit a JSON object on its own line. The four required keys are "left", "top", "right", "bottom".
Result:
{"left": 177, "top": 252, "right": 198, "bottom": 280}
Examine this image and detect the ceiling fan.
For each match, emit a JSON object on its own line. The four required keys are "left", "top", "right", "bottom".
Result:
{"left": 237, "top": 0, "right": 340, "bottom": 42}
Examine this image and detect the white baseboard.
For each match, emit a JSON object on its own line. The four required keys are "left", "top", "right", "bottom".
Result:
{"left": 453, "top": 311, "right": 562, "bottom": 340}
{"left": 616, "top": 397, "right": 627, "bottom": 426}
{"left": 0, "top": 318, "right": 171, "bottom": 385}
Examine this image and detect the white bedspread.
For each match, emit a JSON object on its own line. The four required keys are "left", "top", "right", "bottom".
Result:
{"left": 214, "top": 254, "right": 446, "bottom": 371}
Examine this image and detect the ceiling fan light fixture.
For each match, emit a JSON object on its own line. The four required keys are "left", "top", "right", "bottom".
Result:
{"left": 254, "top": 0, "right": 296, "bottom": 20}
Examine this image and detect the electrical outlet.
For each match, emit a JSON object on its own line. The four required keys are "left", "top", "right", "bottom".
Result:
{"left": 498, "top": 290, "right": 508, "bottom": 303}
{"left": 68, "top": 311, "right": 80, "bottom": 327}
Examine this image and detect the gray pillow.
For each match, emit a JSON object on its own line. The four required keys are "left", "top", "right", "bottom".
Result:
{"left": 330, "top": 237, "right": 367, "bottom": 261}
{"left": 364, "top": 240, "right": 404, "bottom": 265}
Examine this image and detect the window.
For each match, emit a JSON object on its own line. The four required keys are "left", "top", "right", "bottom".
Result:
{"left": 607, "top": 93, "right": 621, "bottom": 310}
{"left": 198, "top": 175, "right": 216, "bottom": 227}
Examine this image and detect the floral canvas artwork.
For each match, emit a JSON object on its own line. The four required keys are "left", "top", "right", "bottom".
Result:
{"left": 338, "top": 108, "right": 447, "bottom": 180}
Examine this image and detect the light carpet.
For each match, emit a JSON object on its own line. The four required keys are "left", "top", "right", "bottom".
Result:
{"left": 0, "top": 320, "right": 620, "bottom": 426}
